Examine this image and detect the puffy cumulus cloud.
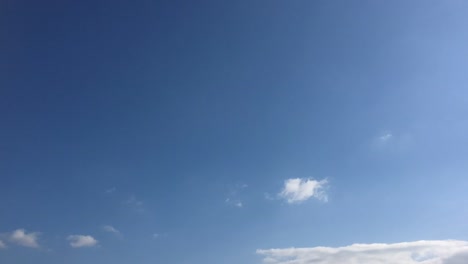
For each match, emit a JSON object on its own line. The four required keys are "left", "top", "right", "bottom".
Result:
{"left": 257, "top": 240, "right": 468, "bottom": 264}
{"left": 279, "top": 178, "right": 328, "bottom": 203}
{"left": 67, "top": 235, "right": 98, "bottom": 248}
{"left": 10, "top": 229, "right": 40, "bottom": 248}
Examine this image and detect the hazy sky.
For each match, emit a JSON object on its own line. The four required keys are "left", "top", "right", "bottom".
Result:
{"left": 2, "top": 1, "right": 468, "bottom": 263}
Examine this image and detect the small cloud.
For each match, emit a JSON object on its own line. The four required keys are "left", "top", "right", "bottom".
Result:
{"left": 124, "top": 196, "right": 145, "bottom": 212}
{"left": 379, "top": 132, "right": 393, "bottom": 142}
{"left": 225, "top": 183, "right": 248, "bottom": 208}
{"left": 105, "top": 187, "right": 116, "bottom": 194}
{"left": 225, "top": 197, "right": 244, "bottom": 208}
{"left": 152, "top": 233, "right": 168, "bottom": 239}
{"left": 279, "top": 178, "right": 328, "bottom": 204}
{"left": 0, "top": 240, "right": 6, "bottom": 249}
{"left": 372, "top": 131, "right": 394, "bottom": 149}
{"left": 9, "top": 229, "right": 40, "bottom": 248}
{"left": 102, "top": 225, "right": 121, "bottom": 236}
{"left": 257, "top": 240, "right": 468, "bottom": 264}
{"left": 264, "top": 192, "right": 276, "bottom": 201}
{"left": 372, "top": 131, "right": 413, "bottom": 151}
{"left": 67, "top": 235, "right": 98, "bottom": 248}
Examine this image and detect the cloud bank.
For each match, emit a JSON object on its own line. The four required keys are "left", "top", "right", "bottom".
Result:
{"left": 279, "top": 178, "right": 328, "bottom": 203}
{"left": 9, "top": 229, "right": 40, "bottom": 248}
{"left": 257, "top": 240, "right": 468, "bottom": 264}
{"left": 67, "top": 235, "right": 98, "bottom": 248}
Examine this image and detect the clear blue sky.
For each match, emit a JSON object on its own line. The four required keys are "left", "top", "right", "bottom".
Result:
{"left": 1, "top": 1, "right": 468, "bottom": 264}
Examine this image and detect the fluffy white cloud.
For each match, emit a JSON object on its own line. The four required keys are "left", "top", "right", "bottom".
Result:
{"left": 257, "top": 240, "right": 468, "bottom": 264}
{"left": 103, "top": 225, "right": 121, "bottom": 235}
{"left": 10, "top": 229, "right": 40, "bottom": 248}
{"left": 0, "top": 239, "right": 5, "bottom": 249}
{"left": 279, "top": 178, "right": 328, "bottom": 203}
{"left": 67, "top": 235, "right": 98, "bottom": 248}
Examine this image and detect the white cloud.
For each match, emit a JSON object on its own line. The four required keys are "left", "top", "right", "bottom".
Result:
{"left": 279, "top": 178, "right": 328, "bottom": 203}
{"left": 10, "top": 229, "right": 40, "bottom": 248}
{"left": 67, "top": 235, "right": 98, "bottom": 248}
{"left": 103, "top": 225, "right": 121, "bottom": 235}
{"left": 257, "top": 240, "right": 468, "bottom": 264}
{"left": 0, "top": 239, "right": 6, "bottom": 249}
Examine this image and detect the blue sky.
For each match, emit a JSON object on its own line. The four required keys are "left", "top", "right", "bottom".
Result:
{"left": 1, "top": 1, "right": 468, "bottom": 263}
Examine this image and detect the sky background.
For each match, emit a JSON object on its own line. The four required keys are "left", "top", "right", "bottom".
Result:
{"left": 1, "top": 1, "right": 468, "bottom": 264}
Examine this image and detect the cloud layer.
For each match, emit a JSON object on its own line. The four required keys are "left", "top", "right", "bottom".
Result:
{"left": 257, "top": 240, "right": 468, "bottom": 264}
{"left": 10, "top": 229, "right": 40, "bottom": 248}
{"left": 279, "top": 178, "right": 328, "bottom": 203}
{"left": 67, "top": 235, "right": 98, "bottom": 248}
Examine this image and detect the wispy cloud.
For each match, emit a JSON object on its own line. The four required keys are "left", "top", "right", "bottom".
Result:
{"left": 225, "top": 198, "right": 243, "bottom": 208}
{"left": 371, "top": 131, "right": 414, "bottom": 151}
{"left": 103, "top": 225, "right": 121, "bottom": 236}
{"left": 9, "top": 229, "right": 40, "bottom": 248}
{"left": 124, "top": 195, "right": 145, "bottom": 212}
{"left": 372, "top": 131, "right": 394, "bottom": 148}
{"left": 0, "top": 239, "right": 6, "bottom": 249}
{"left": 152, "top": 233, "right": 168, "bottom": 239}
{"left": 264, "top": 192, "right": 276, "bottom": 201}
{"left": 225, "top": 183, "right": 248, "bottom": 208}
{"left": 379, "top": 132, "right": 393, "bottom": 142}
{"left": 67, "top": 235, "right": 98, "bottom": 248}
{"left": 105, "top": 187, "right": 116, "bottom": 194}
{"left": 279, "top": 178, "right": 328, "bottom": 203}
{"left": 257, "top": 240, "right": 468, "bottom": 264}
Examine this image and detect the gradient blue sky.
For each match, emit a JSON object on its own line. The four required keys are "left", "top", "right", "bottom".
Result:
{"left": 2, "top": 1, "right": 468, "bottom": 264}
